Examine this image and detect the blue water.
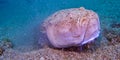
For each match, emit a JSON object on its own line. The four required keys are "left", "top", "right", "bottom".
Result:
{"left": 0, "top": 0, "right": 120, "bottom": 51}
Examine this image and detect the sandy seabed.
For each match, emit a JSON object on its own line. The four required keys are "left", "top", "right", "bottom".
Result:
{"left": 0, "top": 28, "right": 120, "bottom": 60}
{"left": 0, "top": 43, "right": 120, "bottom": 60}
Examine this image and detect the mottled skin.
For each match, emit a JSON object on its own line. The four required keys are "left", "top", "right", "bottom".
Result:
{"left": 43, "top": 7, "right": 100, "bottom": 48}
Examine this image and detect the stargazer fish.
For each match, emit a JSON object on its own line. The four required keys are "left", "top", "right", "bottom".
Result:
{"left": 43, "top": 7, "right": 100, "bottom": 48}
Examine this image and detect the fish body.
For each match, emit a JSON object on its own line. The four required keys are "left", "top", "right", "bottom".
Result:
{"left": 43, "top": 7, "right": 100, "bottom": 48}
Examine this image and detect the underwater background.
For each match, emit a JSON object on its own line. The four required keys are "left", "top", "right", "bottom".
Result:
{"left": 0, "top": 0, "right": 120, "bottom": 52}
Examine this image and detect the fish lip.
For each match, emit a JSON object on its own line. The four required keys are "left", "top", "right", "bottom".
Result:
{"left": 81, "top": 31, "right": 100, "bottom": 45}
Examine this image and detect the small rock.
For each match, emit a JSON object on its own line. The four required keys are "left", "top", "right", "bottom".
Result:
{"left": 111, "top": 23, "right": 120, "bottom": 28}
{"left": 0, "top": 47, "right": 4, "bottom": 56}
{"left": 0, "top": 38, "right": 13, "bottom": 50}
{"left": 40, "top": 57, "right": 45, "bottom": 60}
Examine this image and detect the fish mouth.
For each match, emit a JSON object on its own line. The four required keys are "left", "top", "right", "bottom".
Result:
{"left": 81, "top": 31, "right": 100, "bottom": 45}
